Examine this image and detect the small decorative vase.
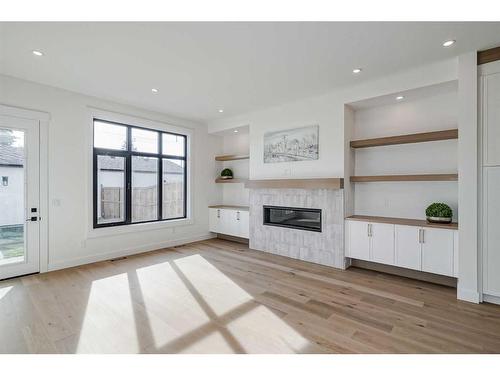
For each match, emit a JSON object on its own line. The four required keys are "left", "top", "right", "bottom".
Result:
{"left": 426, "top": 216, "right": 452, "bottom": 224}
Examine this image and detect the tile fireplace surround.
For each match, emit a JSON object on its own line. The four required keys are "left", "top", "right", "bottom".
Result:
{"left": 249, "top": 187, "right": 345, "bottom": 269}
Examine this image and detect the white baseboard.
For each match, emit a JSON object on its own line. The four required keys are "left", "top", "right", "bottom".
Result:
{"left": 483, "top": 294, "right": 500, "bottom": 305}
{"left": 47, "top": 233, "right": 216, "bottom": 272}
{"left": 457, "top": 287, "right": 481, "bottom": 303}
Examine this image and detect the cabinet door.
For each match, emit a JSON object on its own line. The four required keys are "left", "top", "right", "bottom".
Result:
{"left": 237, "top": 210, "right": 249, "bottom": 239}
{"left": 220, "top": 209, "right": 237, "bottom": 236}
{"left": 347, "top": 221, "right": 370, "bottom": 260}
{"left": 371, "top": 223, "right": 395, "bottom": 265}
{"left": 483, "top": 167, "right": 500, "bottom": 296}
{"left": 482, "top": 71, "right": 500, "bottom": 166}
{"left": 395, "top": 225, "right": 421, "bottom": 271}
{"left": 209, "top": 208, "right": 221, "bottom": 233}
{"left": 421, "top": 228, "right": 454, "bottom": 276}
{"left": 453, "top": 230, "right": 459, "bottom": 277}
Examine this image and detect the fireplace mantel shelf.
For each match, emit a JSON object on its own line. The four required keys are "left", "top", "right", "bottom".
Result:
{"left": 245, "top": 178, "right": 344, "bottom": 190}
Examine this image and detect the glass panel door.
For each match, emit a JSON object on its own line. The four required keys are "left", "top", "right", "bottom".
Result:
{"left": 0, "top": 115, "right": 40, "bottom": 280}
{"left": 0, "top": 128, "right": 25, "bottom": 266}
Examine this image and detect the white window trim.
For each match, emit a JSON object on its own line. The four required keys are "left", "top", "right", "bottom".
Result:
{"left": 86, "top": 107, "right": 194, "bottom": 239}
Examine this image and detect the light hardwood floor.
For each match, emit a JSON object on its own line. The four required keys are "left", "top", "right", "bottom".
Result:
{"left": 1, "top": 238, "right": 500, "bottom": 353}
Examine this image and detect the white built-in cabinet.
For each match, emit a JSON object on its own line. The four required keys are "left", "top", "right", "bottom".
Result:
{"left": 209, "top": 207, "right": 249, "bottom": 239}
{"left": 346, "top": 219, "right": 457, "bottom": 277}
{"left": 480, "top": 60, "right": 500, "bottom": 302}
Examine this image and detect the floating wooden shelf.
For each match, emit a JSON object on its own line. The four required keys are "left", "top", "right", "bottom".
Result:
{"left": 215, "top": 154, "right": 249, "bottom": 161}
{"left": 350, "top": 174, "right": 458, "bottom": 182}
{"left": 215, "top": 178, "right": 248, "bottom": 184}
{"left": 245, "top": 178, "right": 344, "bottom": 190}
{"left": 350, "top": 129, "right": 458, "bottom": 149}
{"left": 346, "top": 215, "right": 458, "bottom": 230}
{"left": 208, "top": 205, "right": 249, "bottom": 211}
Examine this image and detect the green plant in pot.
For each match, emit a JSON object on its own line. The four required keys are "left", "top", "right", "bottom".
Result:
{"left": 425, "top": 203, "right": 453, "bottom": 224}
{"left": 220, "top": 168, "right": 234, "bottom": 180}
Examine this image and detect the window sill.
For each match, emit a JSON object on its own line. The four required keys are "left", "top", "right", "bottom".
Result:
{"left": 87, "top": 217, "right": 194, "bottom": 239}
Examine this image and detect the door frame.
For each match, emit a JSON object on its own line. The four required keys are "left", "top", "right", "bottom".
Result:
{"left": 0, "top": 103, "right": 49, "bottom": 274}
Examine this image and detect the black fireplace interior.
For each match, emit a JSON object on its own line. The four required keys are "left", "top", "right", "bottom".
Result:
{"left": 263, "top": 205, "right": 322, "bottom": 232}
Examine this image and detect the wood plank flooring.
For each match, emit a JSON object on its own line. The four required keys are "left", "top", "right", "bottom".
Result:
{"left": 1, "top": 238, "right": 500, "bottom": 353}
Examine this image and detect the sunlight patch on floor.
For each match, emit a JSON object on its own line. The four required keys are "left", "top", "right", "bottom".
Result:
{"left": 173, "top": 254, "right": 254, "bottom": 316}
{"left": 0, "top": 285, "right": 13, "bottom": 300}
{"left": 176, "top": 330, "right": 237, "bottom": 354}
{"left": 135, "top": 259, "right": 212, "bottom": 349}
{"left": 76, "top": 272, "right": 139, "bottom": 353}
{"left": 141, "top": 254, "right": 309, "bottom": 353}
{"left": 227, "top": 304, "right": 311, "bottom": 353}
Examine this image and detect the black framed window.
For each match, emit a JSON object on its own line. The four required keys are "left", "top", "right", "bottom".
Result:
{"left": 93, "top": 119, "right": 187, "bottom": 228}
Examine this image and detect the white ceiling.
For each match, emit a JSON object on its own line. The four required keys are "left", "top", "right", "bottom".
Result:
{"left": 1, "top": 22, "right": 499, "bottom": 123}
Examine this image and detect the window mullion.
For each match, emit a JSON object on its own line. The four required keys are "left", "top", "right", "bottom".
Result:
{"left": 158, "top": 132, "right": 163, "bottom": 221}
{"left": 125, "top": 126, "right": 132, "bottom": 224}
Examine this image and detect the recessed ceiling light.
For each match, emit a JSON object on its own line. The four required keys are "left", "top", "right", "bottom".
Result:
{"left": 352, "top": 68, "right": 362, "bottom": 74}
{"left": 218, "top": 109, "right": 224, "bottom": 113}
{"left": 442, "top": 40, "right": 456, "bottom": 48}
{"left": 151, "top": 88, "right": 159, "bottom": 93}
{"left": 233, "top": 130, "right": 239, "bottom": 133}
{"left": 396, "top": 96, "right": 404, "bottom": 101}
{"left": 32, "top": 50, "right": 44, "bottom": 56}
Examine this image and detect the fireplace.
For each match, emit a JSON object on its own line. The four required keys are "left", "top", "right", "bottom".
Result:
{"left": 263, "top": 205, "right": 322, "bottom": 232}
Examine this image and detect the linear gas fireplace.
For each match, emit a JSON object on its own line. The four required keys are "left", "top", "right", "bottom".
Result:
{"left": 263, "top": 205, "right": 322, "bottom": 232}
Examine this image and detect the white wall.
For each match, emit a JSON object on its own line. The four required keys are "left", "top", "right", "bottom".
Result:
{"left": 220, "top": 132, "right": 249, "bottom": 206}
{"left": 0, "top": 74, "right": 220, "bottom": 270}
{"left": 208, "top": 58, "right": 458, "bottom": 181}
{"left": 0, "top": 166, "right": 24, "bottom": 226}
{"left": 352, "top": 87, "right": 459, "bottom": 221}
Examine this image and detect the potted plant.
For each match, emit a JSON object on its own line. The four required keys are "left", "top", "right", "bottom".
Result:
{"left": 425, "top": 203, "right": 453, "bottom": 224}
{"left": 220, "top": 168, "right": 234, "bottom": 180}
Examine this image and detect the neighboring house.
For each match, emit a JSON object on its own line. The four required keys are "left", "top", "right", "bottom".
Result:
{"left": 0, "top": 144, "right": 24, "bottom": 227}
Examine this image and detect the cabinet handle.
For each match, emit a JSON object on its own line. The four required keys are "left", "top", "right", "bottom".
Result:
{"left": 421, "top": 229, "right": 425, "bottom": 244}
{"left": 367, "top": 223, "right": 372, "bottom": 237}
{"left": 217, "top": 209, "right": 220, "bottom": 218}
{"left": 236, "top": 211, "right": 240, "bottom": 221}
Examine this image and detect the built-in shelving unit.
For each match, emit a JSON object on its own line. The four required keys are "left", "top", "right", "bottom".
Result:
{"left": 215, "top": 154, "right": 249, "bottom": 161}
{"left": 215, "top": 178, "right": 248, "bottom": 184}
{"left": 344, "top": 81, "right": 460, "bottom": 236}
{"left": 343, "top": 82, "right": 460, "bottom": 280}
{"left": 350, "top": 173, "right": 458, "bottom": 182}
{"left": 350, "top": 129, "right": 458, "bottom": 149}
